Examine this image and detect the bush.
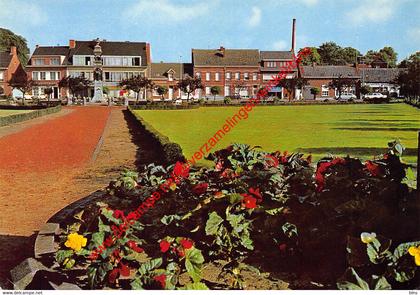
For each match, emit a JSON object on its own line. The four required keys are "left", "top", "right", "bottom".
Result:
{"left": 0, "top": 105, "right": 61, "bottom": 127}
{"left": 224, "top": 97, "right": 232, "bottom": 104}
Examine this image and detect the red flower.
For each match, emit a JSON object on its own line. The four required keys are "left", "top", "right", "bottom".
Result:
{"left": 192, "top": 183, "right": 208, "bottom": 195}
{"left": 176, "top": 248, "right": 185, "bottom": 257}
{"left": 278, "top": 243, "right": 287, "bottom": 252}
{"left": 113, "top": 209, "right": 125, "bottom": 219}
{"left": 242, "top": 194, "right": 257, "bottom": 209}
{"left": 315, "top": 158, "right": 346, "bottom": 192}
{"left": 180, "top": 238, "right": 194, "bottom": 250}
{"left": 221, "top": 169, "right": 237, "bottom": 179}
{"left": 153, "top": 274, "right": 167, "bottom": 289}
{"left": 249, "top": 187, "right": 262, "bottom": 203}
{"left": 108, "top": 268, "right": 120, "bottom": 284}
{"left": 127, "top": 240, "right": 144, "bottom": 253}
{"left": 365, "top": 160, "right": 381, "bottom": 177}
{"left": 160, "top": 240, "right": 171, "bottom": 253}
{"left": 265, "top": 154, "right": 279, "bottom": 168}
{"left": 119, "top": 262, "right": 130, "bottom": 277}
{"left": 172, "top": 162, "right": 190, "bottom": 179}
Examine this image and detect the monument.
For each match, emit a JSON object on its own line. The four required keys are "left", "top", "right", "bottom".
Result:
{"left": 92, "top": 40, "right": 103, "bottom": 102}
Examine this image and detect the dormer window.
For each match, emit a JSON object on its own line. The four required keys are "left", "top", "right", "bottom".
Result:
{"left": 168, "top": 73, "right": 174, "bottom": 81}
{"left": 50, "top": 58, "right": 60, "bottom": 65}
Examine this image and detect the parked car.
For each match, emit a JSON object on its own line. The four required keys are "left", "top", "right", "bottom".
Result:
{"left": 363, "top": 92, "right": 387, "bottom": 99}
{"left": 336, "top": 93, "right": 357, "bottom": 101}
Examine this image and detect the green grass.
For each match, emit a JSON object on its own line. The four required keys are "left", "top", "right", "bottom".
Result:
{"left": 134, "top": 104, "right": 420, "bottom": 164}
{"left": 0, "top": 110, "right": 32, "bottom": 117}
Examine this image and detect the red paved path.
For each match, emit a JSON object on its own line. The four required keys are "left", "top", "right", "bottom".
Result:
{"left": 0, "top": 106, "right": 111, "bottom": 173}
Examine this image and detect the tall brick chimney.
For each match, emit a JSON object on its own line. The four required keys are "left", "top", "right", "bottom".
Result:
{"left": 10, "top": 46, "right": 17, "bottom": 56}
{"left": 146, "top": 43, "right": 151, "bottom": 65}
{"left": 291, "top": 18, "right": 296, "bottom": 53}
{"left": 69, "top": 39, "right": 76, "bottom": 49}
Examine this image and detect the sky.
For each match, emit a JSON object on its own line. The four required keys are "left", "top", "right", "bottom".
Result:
{"left": 0, "top": 0, "right": 419, "bottom": 63}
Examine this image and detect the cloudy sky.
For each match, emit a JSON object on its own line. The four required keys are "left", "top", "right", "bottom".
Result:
{"left": 0, "top": 0, "right": 419, "bottom": 62}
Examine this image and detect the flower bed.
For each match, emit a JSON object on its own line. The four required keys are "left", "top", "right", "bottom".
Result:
{"left": 40, "top": 141, "right": 418, "bottom": 290}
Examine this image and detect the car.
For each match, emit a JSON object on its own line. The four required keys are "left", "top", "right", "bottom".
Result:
{"left": 364, "top": 92, "right": 387, "bottom": 99}
{"left": 336, "top": 93, "right": 357, "bottom": 101}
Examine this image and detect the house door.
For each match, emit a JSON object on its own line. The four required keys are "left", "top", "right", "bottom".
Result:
{"left": 169, "top": 87, "right": 174, "bottom": 100}
{"left": 53, "top": 87, "right": 59, "bottom": 99}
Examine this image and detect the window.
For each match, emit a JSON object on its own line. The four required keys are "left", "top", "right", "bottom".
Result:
{"left": 168, "top": 72, "right": 174, "bottom": 81}
{"left": 253, "top": 73, "right": 258, "bottom": 81}
{"left": 321, "top": 85, "right": 329, "bottom": 97}
{"left": 235, "top": 72, "right": 240, "bottom": 80}
{"left": 244, "top": 73, "right": 249, "bottom": 80}
{"left": 85, "top": 56, "right": 91, "bottom": 66}
{"left": 32, "top": 72, "right": 39, "bottom": 81}
{"left": 132, "top": 57, "right": 141, "bottom": 66}
{"left": 205, "top": 72, "right": 210, "bottom": 81}
{"left": 215, "top": 72, "right": 220, "bottom": 81}
{"left": 226, "top": 72, "right": 231, "bottom": 80}
{"left": 50, "top": 58, "right": 60, "bottom": 65}
{"left": 33, "top": 87, "right": 40, "bottom": 96}
{"left": 33, "top": 59, "right": 44, "bottom": 66}
{"left": 40, "top": 72, "right": 46, "bottom": 80}
{"left": 50, "top": 72, "right": 56, "bottom": 80}
{"left": 266, "top": 61, "right": 276, "bottom": 68}
{"left": 196, "top": 72, "right": 201, "bottom": 78}
{"left": 0, "top": 71, "right": 3, "bottom": 81}
{"left": 224, "top": 86, "right": 230, "bottom": 96}
{"left": 105, "top": 72, "right": 110, "bottom": 81}
{"left": 205, "top": 86, "right": 211, "bottom": 95}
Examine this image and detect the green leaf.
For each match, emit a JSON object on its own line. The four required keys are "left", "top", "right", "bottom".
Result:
{"left": 55, "top": 250, "right": 73, "bottom": 264}
{"left": 179, "top": 282, "right": 209, "bottom": 290}
{"left": 139, "top": 258, "right": 162, "bottom": 276}
{"left": 185, "top": 248, "right": 204, "bottom": 282}
{"left": 130, "top": 278, "right": 144, "bottom": 290}
{"left": 91, "top": 231, "right": 105, "bottom": 248}
{"left": 101, "top": 209, "right": 121, "bottom": 225}
{"left": 240, "top": 234, "right": 254, "bottom": 250}
{"left": 282, "top": 222, "right": 298, "bottom": 238}
{"left": 98, "top": 217, "right": 111, "bottom": 232}
{"left": 393, "top": 241, "right": 420, "bottom": 260}
{"left": 373, "top": 276, "right": 392, "bottom": 290}
{"left": 87, "top": 266, "right": 97, "bottom": 289}
{"left": 161, "top": 214, "right": 182, "bottom": 225}
{"left": 229, "top": 193, "right": 243, "bottom": 204}
{"left": 64, "top": 258, "right": 75, "bottom": 269}
{"left": 337, "top": 268, "right": 369, "bottom": 290}
{"left": 265, "top": 207, "right": 284, "bottom": 216}
{"left": 205, "top": 211, "right": 223, "bottom": 236}
{"left": 73, "top": 210, "right": 84, "bottom": 221}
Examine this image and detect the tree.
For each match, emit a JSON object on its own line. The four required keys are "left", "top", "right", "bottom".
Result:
{"left": 44, "top": 87, "right": 53, "bottom": 102}
{"left": 360, "top": 85, "right": 372, "bottom": 96}
{"left": 395, "top": 51, "right": 420, "bottom": 99}
{"left": 364, "top": 47, "right": 398, "bottom": 68}
{"left": 328, "top": 75, "right": 356, "bottom": 99}
{"left": 298, "top": 47, "right": 321, "bottom": 65}
{"left": 59, "top": 76, "right": 91, "bottom": 99}
{"left": 278, "top": 77, "right": 308, "bottom": 101}
{"left": 0, "top": 28, "right": 30, "bottom": 65}
{"left": 176, "top": 76, "right": 204, "bottom": 103}
{"left": 310, "top": 87, "right": 320, "bottom": 100}
{"left": 119, "top": 76, "right": 154, "bottom": 104}
{"left": 8, "top": 69, "right": 33, "bottom": 105}
{"left": 340, "top": 47, "right": 361, "bottom": 64}
{"left": 318, "top": 42, "right": 343, "bottom": 65}
{"left": 156, "top": 85, "right": 168, "bottom": 101}
{"left": 210, "top": 86, "right": 220, "bottom": 101}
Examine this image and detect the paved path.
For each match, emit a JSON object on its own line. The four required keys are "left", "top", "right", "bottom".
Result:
{"left": 0, "top": 106, "right": 161, "bottom": 288}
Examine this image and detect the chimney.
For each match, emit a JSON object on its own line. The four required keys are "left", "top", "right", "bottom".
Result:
{"left": 69, "top": 39, "right": 76, "bottom": 49}
{"left": 146, "top": 43, "right": 151, "bottom": 65}
{"left": 291, "top": 18, "right": 296, "bottom": 53}
{"left": 10, "top": 46, "right": 17, "bottom": 56}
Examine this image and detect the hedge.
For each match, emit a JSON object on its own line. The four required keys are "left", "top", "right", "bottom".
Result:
{"left": 129, "top": 104, "right": 199, "bottom": 110}
{"left": 128, "top": 107, "right": 185, "bottom": 164}
{"left": 0, "top": 105, "right": 62, "bottom": 127}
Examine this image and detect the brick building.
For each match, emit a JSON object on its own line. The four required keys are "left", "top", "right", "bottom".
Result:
{"left": 0, "top": 47, "right": 23, "bottom": 97}
{"left": 26, "top": 39, "right": 151, "bottom": 99}
{"left": 150, "top": 62, "right": 193, "bottom": 100}
{"left": 192, "top": 47, "right": 260, "bottom": 99}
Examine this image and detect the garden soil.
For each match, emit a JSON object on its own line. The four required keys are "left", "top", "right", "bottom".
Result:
{"left": 0, "top": 106, "right": 159, "bottom": 289}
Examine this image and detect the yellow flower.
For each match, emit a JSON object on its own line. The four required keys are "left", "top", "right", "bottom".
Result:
{"left": 408, "top": 246, "right": 420, "bottom": 266}
{"left": 64, "top": 233, "right": 87, "bottom": 251}
{"left": 360, "top": 232, "right": 377, "bottom": 244}
{"left": 169, "top": 182, "right": 177, "bottom": 191}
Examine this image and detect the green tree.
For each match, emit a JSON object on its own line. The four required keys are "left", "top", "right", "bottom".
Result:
{"left": 119, "top": 75, "right": 154, "bottom": 104}
{"left": 298, "top": 47, "right": 321, "bottom": 65}
{"left": 0, "top": 28, "right": 30, "bottom": 65}
{"left": 328, "top": 75, "right": 356, "bottom": 99}
{"left": 176, "top": 76, "right": 204, "bottom": 103}
{"left": 8, "top": 69, "right": 33, "bottom": 105}
{"left": 395, "top": 51, "right": 420, "bottom": 99}
{"left": 310, "top": 87, "right": 320, "bottom": 100}
{"left": 340, "top": 47, "right": 361, "bottom": 64}
{"left": 210, "top": 86, "right": 220, "bottom": 101}
{"left": 156, "top": 85, "right": 168, "bottom": 101}
{"left": 44, "top": 87, "right": 53, "bottom": 102}
{"left": 364, "top": 47, "right": 398, "bottom": 68}
{"left": 278, "top": 77, "right": 308, "bottom": 101}
{"left": 318, "top": 42, "right": 343, "bottom": 65}
{"left": 360, "top": 85, "right": 372, "bottom": 96}
{"left": 58, "top": 76, "right": 91, "bottom": 99}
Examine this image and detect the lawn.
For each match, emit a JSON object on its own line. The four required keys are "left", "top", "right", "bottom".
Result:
{"left": 134, "top": 103, "right": 420, "bottom": 164}
{"left": 0, "top": 110, "right": 32, "bottom": 117}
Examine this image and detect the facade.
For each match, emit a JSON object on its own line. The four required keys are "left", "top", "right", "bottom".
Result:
{"left": 150, "top": 62, "right": 193, "bottom": 100}
{"left": 26, "top": 39, "right": 151, "bottom": 99}
{"left": 0, "top": 47, "right": 23, "bottom": 97}
{"left": 301, "top": 65, "right": 360, "bottom": 100}
{"left": 192, "top": 47, "right": 260, "bottom": 99}
{"left": 360, "top": 68, "right": 403, "bottom": 96}
{"left": 260, "top": 50, "right": 297, "bottom": 99}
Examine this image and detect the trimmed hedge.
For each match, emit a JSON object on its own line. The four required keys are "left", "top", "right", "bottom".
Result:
{"left": 0, "top": 105, "right": 62, "bottom": 127}
{"left": 128, "top": 107, "right": 185, "bottom": 164}
{"left": 129, "top": 104, "right": 199, "bottom": 110}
